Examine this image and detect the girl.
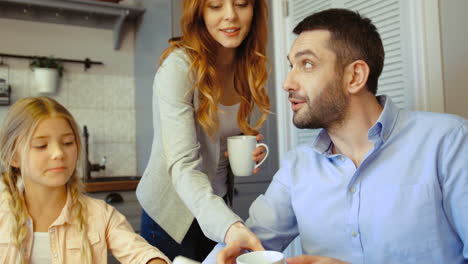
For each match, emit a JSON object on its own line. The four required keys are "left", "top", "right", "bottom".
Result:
{"left": 0, "top": 97, "right": 170, "bottom": 264}
{"left": 137, "top": 0, "right": 270, "bottom": 261}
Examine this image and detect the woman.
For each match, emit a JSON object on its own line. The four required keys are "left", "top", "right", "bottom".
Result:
{"left": 136, "top": 0, "right": 270, "bottom": 261}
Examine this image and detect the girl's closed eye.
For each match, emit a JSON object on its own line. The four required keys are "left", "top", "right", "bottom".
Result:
{"left": 33, "top": 144, "right": 47, "bottom": 149}
{"left": 31, "top": 140, "right": 48, "bottom": 149}
{"left": 62, "top": 135, "right": 76, "bottom": 146}
{"left": 63, "top": 141, "right": 75, "bottom": 146}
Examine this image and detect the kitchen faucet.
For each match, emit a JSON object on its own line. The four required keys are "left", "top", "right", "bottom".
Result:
{"left": 83, "top": 125, "right": 106, "bottom": 180}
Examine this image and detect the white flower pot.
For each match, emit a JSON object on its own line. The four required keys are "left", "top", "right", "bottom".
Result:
{"left": 34, "top": 67, "right": 59, "bottom": 94}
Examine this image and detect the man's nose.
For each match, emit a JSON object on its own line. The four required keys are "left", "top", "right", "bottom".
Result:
{"left": 282, "top": 70, "right": 298, "bottom": 92}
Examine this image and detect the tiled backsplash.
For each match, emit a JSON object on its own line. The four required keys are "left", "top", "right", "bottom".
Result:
{"left": 0, "top": 64, "right": 136, "bottom": 177}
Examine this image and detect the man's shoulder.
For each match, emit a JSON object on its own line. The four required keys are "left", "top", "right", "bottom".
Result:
{"left": 401, "top": 110, "right": 466, "bottom": 133}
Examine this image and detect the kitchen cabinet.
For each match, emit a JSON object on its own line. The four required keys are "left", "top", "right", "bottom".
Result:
{"left": 0, "top": 0, "right": 145, "bottom": 49}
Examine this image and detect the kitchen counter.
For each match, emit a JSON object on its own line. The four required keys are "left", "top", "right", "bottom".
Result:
{"left": 84, "top": 176, "right": 141, "bottom": 193}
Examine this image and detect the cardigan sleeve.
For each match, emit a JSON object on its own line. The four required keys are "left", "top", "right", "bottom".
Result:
{"left": 153, "top": 50, "right": 242, "bottom": 242}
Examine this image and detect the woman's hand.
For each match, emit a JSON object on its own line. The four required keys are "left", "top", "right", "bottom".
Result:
{"left": 147, "top": 258, "right": 168, "bottom": 264}
{"left": 218, "top": 222, "right": 264, "bottom": 264}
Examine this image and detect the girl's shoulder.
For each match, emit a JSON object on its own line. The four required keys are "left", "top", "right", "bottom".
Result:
{"left": 81, "top": 194, "right": 108, "bottom": 209}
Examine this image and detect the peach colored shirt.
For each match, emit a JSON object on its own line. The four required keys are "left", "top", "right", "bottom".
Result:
{"left": 0, "top": 191, "right": 171, "bottom": 264}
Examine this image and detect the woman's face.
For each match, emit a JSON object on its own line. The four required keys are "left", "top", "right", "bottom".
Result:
{"left": 16, "top": 116, "right": 78, "bottom": 191}
{"left": 203, "top": 0, "right": 254, "bottom": 50}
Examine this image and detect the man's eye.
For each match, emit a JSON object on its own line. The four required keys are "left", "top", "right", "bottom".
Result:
{"left": 303, "top": 61, "right": 313, "bottom": 69}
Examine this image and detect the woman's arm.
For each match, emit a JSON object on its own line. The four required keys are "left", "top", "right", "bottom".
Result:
{"left": 154, "top": 51, "right": 241, "bottom": 242}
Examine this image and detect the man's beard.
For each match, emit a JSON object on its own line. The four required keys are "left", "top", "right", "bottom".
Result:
{"left": 292, "top": 77, "right": 349, "bottom": 130}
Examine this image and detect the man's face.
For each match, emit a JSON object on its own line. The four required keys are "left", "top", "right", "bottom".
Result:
{"left": 283, "top": 30, "right": 349, "bottom": 129}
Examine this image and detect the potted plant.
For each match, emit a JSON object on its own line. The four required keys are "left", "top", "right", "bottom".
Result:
{"left": 30, "top": 56, "right": 64, "bottom": 94}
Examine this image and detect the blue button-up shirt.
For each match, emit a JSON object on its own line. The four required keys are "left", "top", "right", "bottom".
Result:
{"left": 245, "top": 96, "right": 467, "bottom": 263}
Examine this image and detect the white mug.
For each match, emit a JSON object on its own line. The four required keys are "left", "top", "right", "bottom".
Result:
{"left": 227, "top": 135, "right": 269, "bottom": 177}
{"left": 173, "top": 256, "right": 201, "bottom": 264}
{"left": 236, "top": 250, "right": 285, "bottom": 264}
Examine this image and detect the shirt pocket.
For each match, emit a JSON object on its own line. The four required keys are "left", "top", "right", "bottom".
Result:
{"left": 362, "top": 184, "right": 440, "bottom": 262}
{"left": 66, "top": 232, "right": 100, "bottom": 249}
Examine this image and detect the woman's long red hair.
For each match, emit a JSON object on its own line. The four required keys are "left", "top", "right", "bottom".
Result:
{"left": 161, "top": 0, "right": 270, "bottom": 137}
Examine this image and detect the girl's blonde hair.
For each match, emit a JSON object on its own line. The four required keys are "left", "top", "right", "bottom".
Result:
{"left": 0, "top": 96, "right": 92, "bottom": 263}
{"left": 161, "top": 0, "right": 270, "bottom": 137}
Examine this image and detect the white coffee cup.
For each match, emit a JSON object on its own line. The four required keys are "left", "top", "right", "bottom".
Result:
{"left": 227, "top": 135, "right": 269, "bottom": 177}
{"left": 236, "top": 250, "right": 285, "bottom": 264}
{"left": 173, "top": 256, "right": 201, "bottom": 264}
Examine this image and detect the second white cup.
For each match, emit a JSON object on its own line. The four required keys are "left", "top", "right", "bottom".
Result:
{"left": 227, "top": 135, "right": 269, "bottom": 177}
{"left": 236, "top": 250, "right": 284, "bottom": 264}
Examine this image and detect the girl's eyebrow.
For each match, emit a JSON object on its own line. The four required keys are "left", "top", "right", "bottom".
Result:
{"left": 32, "top": 132, "right": 74, "bottom": 139}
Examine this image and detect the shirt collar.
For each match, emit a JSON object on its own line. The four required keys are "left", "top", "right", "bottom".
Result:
{"left": 17, "top": 184, "right": 74, "bottom": 227}
{"left": 312, "top": 95, "right": 400, "bottom": 154}
{"left": 368, "top": 95, "right": 400, "bottom": 143}
{"left": 51, "top": 188, "right": 73, "bottom": 226}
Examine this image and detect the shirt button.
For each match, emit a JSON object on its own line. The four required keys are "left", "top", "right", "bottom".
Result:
{"left": 350, "top": 187, "right": 356, "bottom": 193}
{"left": 383, "top": 134, "right": 388, "bottom": 139}
{"left": 339, "top": 156, "right": 345, "bottom": 161}
{"left": 351, "top": 231, "right": 358, "bottom": 237}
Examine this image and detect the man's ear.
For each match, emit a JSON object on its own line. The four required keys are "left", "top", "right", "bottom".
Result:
{"left": 343, "top": 60, "right": 370, "bottom": 94}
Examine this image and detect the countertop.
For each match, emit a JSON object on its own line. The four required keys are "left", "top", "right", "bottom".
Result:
{"left": 84, "top": 176, "right": 141, "bottom": 193}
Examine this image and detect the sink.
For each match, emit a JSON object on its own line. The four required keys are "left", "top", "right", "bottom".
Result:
{"left": 85, "top": 176, "right": 141, "bottom": 183}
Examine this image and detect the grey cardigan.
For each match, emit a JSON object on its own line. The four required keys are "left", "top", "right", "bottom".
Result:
{"left": 136, "top": 49, "right": 242, "bottom": 244}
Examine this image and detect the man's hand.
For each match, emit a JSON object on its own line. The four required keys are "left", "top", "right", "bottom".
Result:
{"left": 286, "top": 255, "right": 350, "bottom": 264}
{"left": 217, "top": 222, "right": 264, "bottom": 264}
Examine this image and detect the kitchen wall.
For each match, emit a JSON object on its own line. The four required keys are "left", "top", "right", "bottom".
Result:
{"left": 439, "top": 0, "right": 468, "bottom": 118}
{"left": 0, "top": 17, "right": 137, "bottom": 177}
{"left": 134, "top": 0, "right": 173, "bottom": 175}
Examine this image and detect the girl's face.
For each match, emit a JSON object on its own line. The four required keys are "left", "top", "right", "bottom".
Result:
{"left": 203, "top": 0, "right": 254, "bottom": 50}
{"left": 16, "top": 117, "right": 78, "bottom": 190}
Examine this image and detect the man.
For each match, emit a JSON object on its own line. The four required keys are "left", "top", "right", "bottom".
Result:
{"left": 204, "top": 8, "right": 467, "bottom": 264}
